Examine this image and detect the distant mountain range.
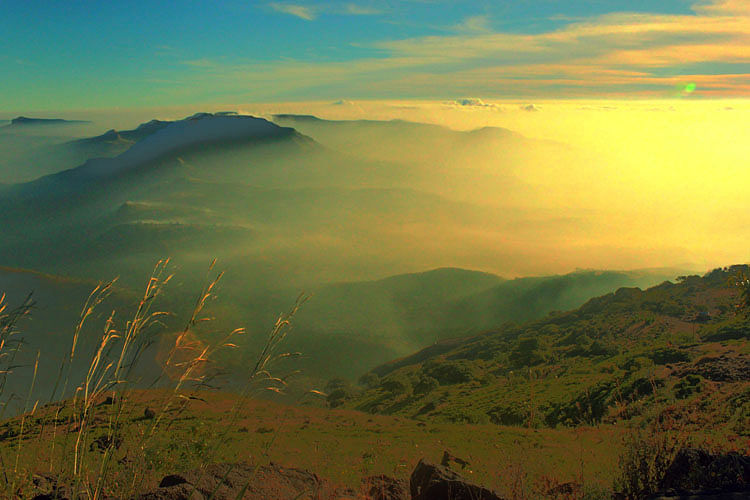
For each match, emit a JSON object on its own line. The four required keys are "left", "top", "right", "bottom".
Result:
{"left": 0, "top": 111, "right": 577, "bottom": 288}
{"left": 0, "top": 111, "right": 699, "bottom": 394}
{"left": 3, "top": 116, "right": 91, "bottom": 127}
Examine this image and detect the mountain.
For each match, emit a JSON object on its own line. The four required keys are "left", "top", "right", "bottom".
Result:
{"left": 339, "top": 265, "right": 749, "bottom": 433}
{"left": 271, "top": 114, "right": 558, "bottom": 164}
{"left": 271, "top": 114, "right": 579, "bottom": 209}
{"left": 0, "top": 112, "right": 541, "bottom": 288}
{"left": 0, "top": 117, "right": 96, "bottom": 183}
{"left": 0, "top": 113, "right": 318, "bottom": 272}
{"left": 59, "top": 119, "right": 173, "bottom": 163}
{"left": 3, "top": 116, "right": 90, "bottom": 127}
{"left": 229, "top": 267, "right": 683, "bottom": 380}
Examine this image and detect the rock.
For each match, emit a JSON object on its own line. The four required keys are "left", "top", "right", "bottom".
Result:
{"left": 361, "top": 475, "right": 408, "bottom": 500}
{"left": 159, "top": 475, "right": 188, "bottom": 488}
{"left": 656, "top": 448, "right": 750, "bottom": 495}
{"left": 441, "top": 451, "right": 470, "bottom": 470}
{"left": 137, "top": 462, "right": 337, "bottom": 500}
{"left": 410, "top": 459, "right": 503, "bottom": 500}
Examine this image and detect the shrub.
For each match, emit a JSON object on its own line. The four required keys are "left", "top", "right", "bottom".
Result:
{"left": 703, "top": 322, "right": 750, "bottom": 342}
{"left": 614, "top": 427, "right": 684, "bottom": 499}
{"left": 413, "top": 376, "right": 439, "bottom": 395}
{"left": 424, "top": 360, "right": 474, "bottom": 385}
{"left": 648, "top": 348, "right": 690, "bottom": 365}
{"left": 674, "top": 375, "right": 702, "bottom": 399}
{"left": 488, "top": 403, "right": 527, "bottom": 426}
{"left": 587, "top": 339, "right": 617, "bottom": 357}
{"left": 380, "top": 375, "right": 410, "bottom": 394}
{"left": 509, "top": 336, "right": 546, "bottom": 367}
{"left": 358, "top": 372, "right": 380, "bottom": 389}
{"left": 327, "top": 387, "right": 354, "bottom": 408}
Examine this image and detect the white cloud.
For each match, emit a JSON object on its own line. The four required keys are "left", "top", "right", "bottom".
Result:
{"left": 269, "top": 2, "right": 316, "bottom": 20}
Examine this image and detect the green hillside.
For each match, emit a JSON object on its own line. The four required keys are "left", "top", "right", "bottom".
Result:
{"left": 338, "top": 266, "right": 750, "bottom": 434}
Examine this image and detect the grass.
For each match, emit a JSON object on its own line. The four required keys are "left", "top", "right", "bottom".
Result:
{"left": 0, "top": 262, "right": 747, "bottom": 499}
{"left": 0, "top": 259, "right": 314, "bottom": 499}
{"left": 2, "top": 388, "right": 625, "bottom": 498}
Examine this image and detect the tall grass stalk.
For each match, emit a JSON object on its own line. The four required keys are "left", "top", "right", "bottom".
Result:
{"left": 0, "top": 259, "right": 310, "bottom": 498}
{"left": 0, "top": 293, "right": 35, "bottom": 416}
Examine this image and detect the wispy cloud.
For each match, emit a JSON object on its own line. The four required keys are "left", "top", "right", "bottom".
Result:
{"left": 173, "top": 0, "right": 750, "bottom": 100}
{"left": 452, "top": 15, "right": 491, "bottom": 34}
{"left": 267, "top": 1, "right": 382, "bottom": 19}
{"left": 344, "top": 3, "right": 382, "bottom": 15}
{"left": 269, "top": 2, "right": 316, "bottom": 20}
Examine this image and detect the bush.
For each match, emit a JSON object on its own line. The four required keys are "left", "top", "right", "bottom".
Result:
{"left": 509, "top": 336, "right": 546, "bottom": 367}
{"left": 424, "top": 360, "right": 474, "bottom": 385}
{"left": 647, "top": 348, "right": 689, "bottom": 365}
{"left": 358, "top": 372, "right": 380, "bottom": 389}
{"left": 327, "top": 387, "right": 354, "bottom": 408}
{"left": 703, "top": 322, "right": 750, "bottom": 342}
{"left": 488, "top": 403, "right": 527, "bottom": 426}
{"left": 615, "top": 427, "right": 684, "bottom": 499}
{"left": 674, "top": 375, "right": 702, "bottom": 399}
{"left": 380, "top": 375, "right": 410, "bottom": 394}
{"left": 413, "top": 376, "right": 439, "bottom": 395}
{"left": 587, "top": 339, "right": 617, "bottom": 357}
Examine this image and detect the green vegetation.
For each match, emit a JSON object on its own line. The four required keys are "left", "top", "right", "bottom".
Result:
{"left": 340, "top": 266, "right": 750, "bottom": 437}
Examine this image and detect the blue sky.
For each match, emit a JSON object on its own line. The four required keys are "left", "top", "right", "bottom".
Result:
{"left": 1, "top": 0, "right": 748, "bottom": 110}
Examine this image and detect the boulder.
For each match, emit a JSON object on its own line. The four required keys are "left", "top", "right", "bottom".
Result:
{"left": 410, "top": 459, "right": 503, "bottom": 500}
{"left": 656, "top": 448, "right": 749, "bottom": 495}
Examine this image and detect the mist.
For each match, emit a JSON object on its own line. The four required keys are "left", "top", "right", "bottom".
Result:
{"left": 5, "top": 100, "right": 746, "bottom": 280}
{"left": 1, "top": 101, "right": 745, "bottom": 387}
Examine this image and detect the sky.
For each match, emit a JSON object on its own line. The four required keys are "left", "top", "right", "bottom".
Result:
{"left": 1, "top": 0, "right": 748, "bottom": 110}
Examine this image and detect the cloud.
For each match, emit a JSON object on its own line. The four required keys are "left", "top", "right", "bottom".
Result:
{"left": 367, "top": 0, "right": 750, "bottom": 97}
{"left": 182, "top": 58, "right": 216, "bottom": 68}
{"left": 694, "top": 0, "right": 750, "bottom": 15}
{"left": 269, "top": 2, "right": 316, "bottom": 20}
{"left": 451, "top": 97, "right": 499, "bottom": 109}
{"left": 167, "top": 0, "right": 750, "bottom": 101}
{"left": 331, "top": 99, "right": 364, "bottom": 108}
{"left": 452, "top": 15, "right": 491, "bottom": 34}
{"left": 344, "top": 3, "right": 382, "bottom": 15}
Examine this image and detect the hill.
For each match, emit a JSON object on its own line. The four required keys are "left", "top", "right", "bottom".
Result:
{"left": 277, "top": 267, "right": 682, "bottom": 379}
{"left": 338, "top": 266, "right": 750, "bottom": 433}
{"left": 0, "top": 116, "right": 95, "bottom": 183}
{"left": 3, "top": 116, "right": 90, "bottom": 127}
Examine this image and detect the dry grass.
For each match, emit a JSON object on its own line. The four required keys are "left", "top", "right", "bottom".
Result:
{"left": 0, "top": 259, "right": 313, "bottom": 499}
